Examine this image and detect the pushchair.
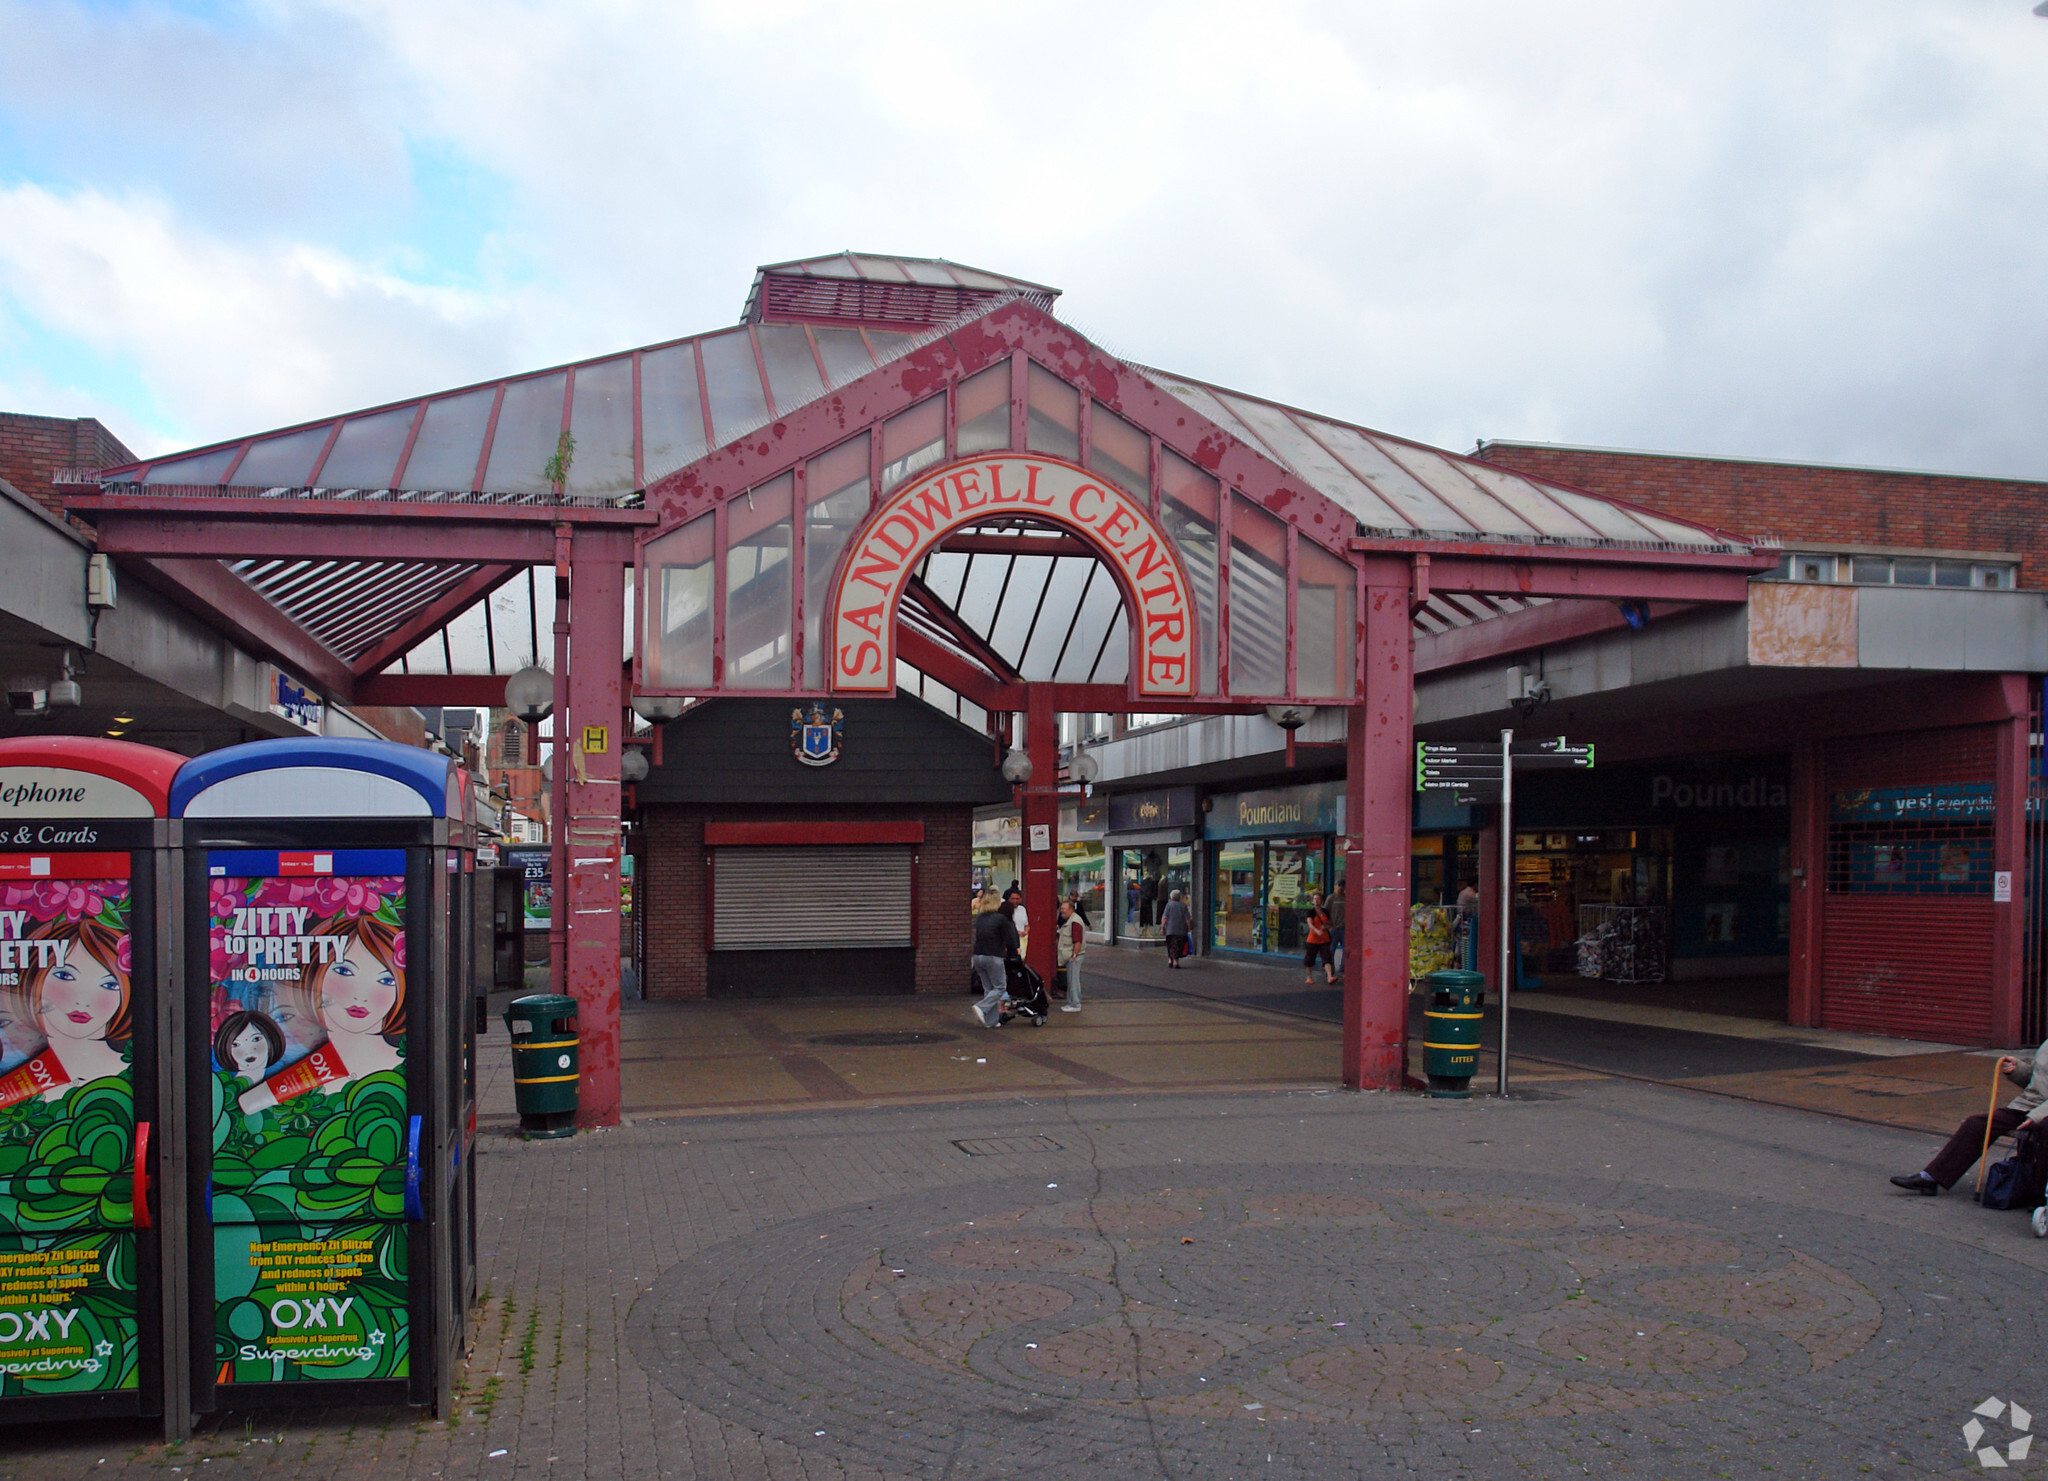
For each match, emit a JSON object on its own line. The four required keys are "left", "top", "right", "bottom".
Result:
{"left": 997, "top": 954, "right": 1050, "bottom": 1027}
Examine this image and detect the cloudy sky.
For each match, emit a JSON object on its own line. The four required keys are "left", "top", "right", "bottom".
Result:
{"left": 2, "top": 0, "right": 2046, "bottom": 478}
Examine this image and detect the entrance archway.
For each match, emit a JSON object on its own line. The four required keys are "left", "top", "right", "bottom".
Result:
{"left": 827, "top": 455, "right": 1196, "bottom": 698}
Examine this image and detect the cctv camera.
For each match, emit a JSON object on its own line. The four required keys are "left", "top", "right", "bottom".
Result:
{"left": 6, "top": 682, "right": 49, "bottom": 718}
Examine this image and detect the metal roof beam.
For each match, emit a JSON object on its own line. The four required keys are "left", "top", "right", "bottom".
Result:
{"left": 1387, "top": 552, "right": 1767, "bottom": 603}
{"left": 351, "top": 565, "right": 519, "bottom": 677}
{"left": 125, "top": 557, "right": 357, "bottom": 700}
{"left": 88, "top": 511, "right": 641, "bottom": 565}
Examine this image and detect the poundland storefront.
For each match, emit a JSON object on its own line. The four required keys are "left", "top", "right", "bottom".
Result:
{"left": 1205, "top": 780, "right": 1345, "bottom": 959}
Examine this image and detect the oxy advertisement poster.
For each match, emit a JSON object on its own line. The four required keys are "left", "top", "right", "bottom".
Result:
{"left": 0, "top": 861, "right": 140, "bottom": 1396}
{"left": 204, "top": 851, "right": 410, "bottom": 1384}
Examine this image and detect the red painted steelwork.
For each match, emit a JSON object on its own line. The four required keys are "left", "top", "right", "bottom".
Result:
{"left": 349, "top": 565, "right": 519, "bottom": 677}
{"left": 704, "top": 821, "right": 925, "bottom": 846}
{"left": 1415, "top": 556, "right": 1764, "bottom": 603}
{"left": 1343, "top": 581, "right": 1416, "bottom": 1090}
{"left": 1787, "top": 739, "right": 1825, "bottom": 1029}
{"left": 1022, "top": 685, "right": 1060, "bottom": 990}
{"left": 1991, "top": 676, "right": 2031, "bottom": 1044}
{"left": 126, "top": 556, "right": 357, "bottom": 700}
{"left": 565, "top": 531, "right": 625, "bottom": 1127}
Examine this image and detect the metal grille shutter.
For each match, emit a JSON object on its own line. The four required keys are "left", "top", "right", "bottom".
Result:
{"left": 713, "top": 846, "right": 913, "bottom": 950}
{"left": 1819, "top": 897, "right": 1994, "bottom": 1041}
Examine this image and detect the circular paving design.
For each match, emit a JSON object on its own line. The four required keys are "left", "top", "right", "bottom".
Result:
{"left": 627, "top": 1163, "right": 2047, "bottom": 1478}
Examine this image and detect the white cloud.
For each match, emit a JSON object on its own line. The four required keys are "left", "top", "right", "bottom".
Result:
{"left": 0, "top": 0, "right": 2046, "bottom": 475}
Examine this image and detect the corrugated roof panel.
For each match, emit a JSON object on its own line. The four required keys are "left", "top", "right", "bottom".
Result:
{"left": 811, "top": 327, "right": 876, "bottom": 385}
{"left": 398, "top": 388, "right": 495, "bottom": 492}
{"left": 144, "top": 446, "right": 237, "bottom": 485}
{"left": 232, "top": 426, "right": 328, "bottom": 488}
{"left": 639, "top": 342, "right": 708, "bottom": 486}
{"left": 482, "top": 372, "right": 569, "bottom": 494}
{"left": 566, "top": 356, "right": 637, "bottom": 497}
{"left": 1287, "top": 418, "right": 1476, "bottom": 533}
{"left": 319, "top": 406, "right": 415, "bottom": 489}
{"left": 756, "top": 324, "right": 825, "bottom": 413}
{"left": 1367, "top": 437, "right": 1549, "bottom": 538}
{"left": 1207, "top": 392, "right": 1409, "bottom": 531}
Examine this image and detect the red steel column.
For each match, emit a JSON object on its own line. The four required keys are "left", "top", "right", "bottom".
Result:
{"left": 1022, "top": 686, "right": 1060, "bottom": 988}
{"left": 565, "top": 533, "right": 625, "bottom": 1126}
{"left": 1787, "top": 737, "right": 1825, "bottom": 1028}
{"left": 1990, "top": 675, "right": 2030, "bottom": 1046}
{"left": 1343, "top": 582, "right": 1414, "bottom": 1089}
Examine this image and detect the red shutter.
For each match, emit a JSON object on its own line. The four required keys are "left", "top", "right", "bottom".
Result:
{"left": 1819, "top": 897, "right": 1994, "bottom": 1042}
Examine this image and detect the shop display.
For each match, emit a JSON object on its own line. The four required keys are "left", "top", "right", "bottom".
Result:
{"left": 1408, "top": 905, "right": 1458, "bottom": 981}
{"left": 1575, "top": 905, "right": 1670, "bottom": 984}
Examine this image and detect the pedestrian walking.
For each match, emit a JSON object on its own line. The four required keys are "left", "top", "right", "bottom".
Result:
{"left": 1003, "top": 885, "right": 1031, "bottom": 959}
{"left": 1302, "top": 893, "right": 1336, "bottom": 985}
{"left": 1057, "top": 898, "right": 1087, "bottom": 1012}
{"left": 970, "top": 892, "right": 1019, "bottom": 1029}
{"left": 1891, "top": 1040, "right": 2048, "bottom": 1194}
{"left": 1160, "top": 889, "right": 1192, "bottom": 967}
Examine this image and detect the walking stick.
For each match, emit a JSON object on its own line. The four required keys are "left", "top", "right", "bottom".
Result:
{"left": 1975, "top": 1057, "right": 2006, "bottom": 1199}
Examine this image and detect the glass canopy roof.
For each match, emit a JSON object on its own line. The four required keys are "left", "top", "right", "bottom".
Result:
{"left": 87, "top": 254, "right": 1751, "bottom": 697}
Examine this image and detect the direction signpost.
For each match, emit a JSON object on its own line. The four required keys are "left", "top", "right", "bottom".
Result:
{"left": 1415, "top": 733, "right": 1594, "bottom": 1094}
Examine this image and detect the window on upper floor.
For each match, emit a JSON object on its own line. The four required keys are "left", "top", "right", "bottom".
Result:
{"left": 1770, "top": 552, "right": 2015, "bottom": 589}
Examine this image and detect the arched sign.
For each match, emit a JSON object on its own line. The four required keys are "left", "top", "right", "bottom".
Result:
{"left": 830, "top": 455, "right": 1197, "bottom": 697}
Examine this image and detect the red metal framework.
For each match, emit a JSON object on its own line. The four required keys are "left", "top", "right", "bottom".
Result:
{"left": 63, "top": 254, "right": 1774, "bottom": 1121}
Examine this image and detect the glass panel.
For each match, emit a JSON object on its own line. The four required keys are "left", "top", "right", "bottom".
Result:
{"left": 1053, "top": 563, "right": 1127, "bottom": 683}
{"left": 726, "top": 475, "right": 793, "bottom": 689}
{"left": 803, "top": 434, "right": 871, "bottom": 690}
{"left": 645, "top": 514, "right": 714, "bottom": 689}
{"left": 1088, "top": 402, "right": 1149, "bottom": 499}
{"left": 1851, "top": 556, "right": 1891, "bottom": 583}
{"left": 566, "top": 357, "right": 636, "bottom": 498}
{"left": 1978, "top": 566, "right": 2009, "bottom": 589}
{"left": 144, "top": 447, "right": 237, "bottom": 485}
{"left": 319, "top": 406, "right": 416, "bottom": 489}
{"left": 1265, "top": 839, "right": 1328, "bottom": 956}
{"left": 1296, "top": 539, "right": 1355, "bottom": 698}
{"left": 1025, "top": 363, "right": 1080, "bottom": 460}
{"left": 1935, "top": 560, "right": 1972, "bottom": 587}
{"left": 757, "top": 325, "right": 825, "bottom": 413}
{"left": 1160, "top": 450, "right": 1220, "bottom": 694}
{"left": 848, "top": 254, "right": 912, "bottom": 282}
{"left": 699, "top": 329, "right": 769, "bottom": 445}
{"left": 1212, "top": 842, "right": 1262, "bottom": 950}
{"left": 986, "top": 556, "right": 1055, "bottom": 668}
{"left": 1229, "top": 495, "right": 1287, "bottom": 695}
{"left": 866, "top": 331, "right": 914, "bottom": 360}
{"left": 812, "top": 328, "right": 876, "bottom": 386}
{"left": 231, "top": 426, "right": 328, "bottom": 489}
{"left": 640, "top": 343, "right": 708, "bottom": 482}
{"left": 881, "top": 395, "right": 944, "bottom": 491}
{"left": 1018, "top": 557, "right": 1094, "bottom": 679}
{"left": 956, "top": 362, "right": 1011, "bottom": 455}
{"left": 1890, "top": 557, "right": 1932, "bottom": 585}
{"left": 399, "top": 388, "right": 496, "bottom": 492}
{"left": 482, "top": 372, "right": 569, "bottom": 494}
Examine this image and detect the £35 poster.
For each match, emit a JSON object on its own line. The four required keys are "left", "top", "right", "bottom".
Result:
{"left": 0, "top": 857, "right": 141, "bottom": 1396}
{"left": 203, "top": 851, "right": 411, "bottom": 1384}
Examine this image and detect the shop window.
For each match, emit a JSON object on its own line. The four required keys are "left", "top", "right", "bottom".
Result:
{"left": 644, "top": 513, "right": 714, "bottom": 688}
{"left": 1295, "top": 539, "right": 1356, "bottom": 699}
{"left": 1212, "top": 842, "right": 1262, "bottom": 950}
{"left": 725, "top": 474, "right": 792, "bottom": 689}
{"left": 1118, "top": 846, "right": 1191, "bottom": 940}
{"left": 881, "top": 396, "right": 944, "bottom": 491}
{"left": 1026, "top": 363, "right": 1080, "bottom": 460}
{"left": 1160, "top": 450, "right": 1220, "bottom": 694}
{"left": 956, "top": 362, "right": 1011, "bottom": 455}
{"left": 1228, "top": 495, "right": 1288, "bottom": 695}
{"left": 1264, "top": 839, "right": 1328, "bottom": 955}
{"left": 802, "top": 433, "right": 871, "bottom": 689}
{"left": 1088, "top": 402, "right": 1150, "bottom": 500}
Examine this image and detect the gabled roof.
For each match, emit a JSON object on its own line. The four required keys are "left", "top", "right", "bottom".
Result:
{"left": 741, "top": 252, "right": 1060, "bottom": 326}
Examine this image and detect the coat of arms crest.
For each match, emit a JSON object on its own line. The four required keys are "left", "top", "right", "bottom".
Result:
{"left": 791, "top": 703, "right": 844, "bottom": 767}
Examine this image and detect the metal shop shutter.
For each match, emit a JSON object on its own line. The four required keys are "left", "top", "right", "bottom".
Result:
{"left": 713, "top": 845, "right": 913, "bottom": 950}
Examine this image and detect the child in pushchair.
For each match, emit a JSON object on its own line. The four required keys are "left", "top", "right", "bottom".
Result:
{"left": 997, "top": 954, "right": 1050, "bottom": 1027}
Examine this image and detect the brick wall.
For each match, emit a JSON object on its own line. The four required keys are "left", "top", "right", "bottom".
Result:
{"left": 1474, "top": 443, "right": 2048, "bottom": 590}
{"left": 640, "top": 803, "right": 971, "bottom": 1000}
{"left": 0, "top": 413, "right": 134, "bottom": 521}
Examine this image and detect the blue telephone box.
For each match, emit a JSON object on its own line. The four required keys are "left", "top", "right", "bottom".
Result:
{"left": 170, "top": 738, "right": 476, "bottom": 1423}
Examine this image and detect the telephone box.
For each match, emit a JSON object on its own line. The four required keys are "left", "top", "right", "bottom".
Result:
{"left": 0, "top": 736, "right": 183, "bottom": 1427}
{"left": 170, "top": 739, "right": 476, "bottom": 1421}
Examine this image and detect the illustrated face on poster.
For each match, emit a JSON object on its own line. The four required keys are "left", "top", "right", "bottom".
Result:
{"left": 0, "top": 873, "right": 140, "bottom": 1396}
{"left": 0, "top": 880, "right": 133, "bottom": 1103}
{"left": 205, "top": 866, "right": 410, "bottom": 1384}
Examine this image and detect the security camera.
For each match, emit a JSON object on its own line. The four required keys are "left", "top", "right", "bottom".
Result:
{"left": 6, "top": 682, "right": 49, "bottom": 718}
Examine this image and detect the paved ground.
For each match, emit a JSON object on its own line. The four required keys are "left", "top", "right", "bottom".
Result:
{"left": 7, "top": 960, "right": 2045, "bottom": 1480}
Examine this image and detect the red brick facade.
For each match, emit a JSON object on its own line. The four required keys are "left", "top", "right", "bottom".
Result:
{"left": 1474, "top": 442, "right": 2047, "bottom": 591}
{"left": 640, "top": 803, "right": 973, "bottom": 1000}
{"left": 0, "top": 413, "right": 133, "bottom": 523}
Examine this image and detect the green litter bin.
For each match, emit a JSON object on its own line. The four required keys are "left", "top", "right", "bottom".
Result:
{"left": 1421, "top": 969, "right": 1485, "bottom": 1098}
{"left": 504, "top": 993, "right": 580, "bottom": 1138}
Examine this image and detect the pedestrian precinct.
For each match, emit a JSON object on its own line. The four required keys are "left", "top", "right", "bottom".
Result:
{"left": 1891, "top": 1040, "right": 2048, "bottom": 1195}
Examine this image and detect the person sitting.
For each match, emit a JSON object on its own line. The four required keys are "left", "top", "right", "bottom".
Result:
{"left": 1891, "top": 1041, "right": 2048, "bottom": 1195}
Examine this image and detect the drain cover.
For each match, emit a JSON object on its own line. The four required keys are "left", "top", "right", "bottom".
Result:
{"left": 952, "top": 1136, "right": 1065, "bottom": 1156}
{"left": 807, "top": 1030, "right": 960, "bottom": 1047}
